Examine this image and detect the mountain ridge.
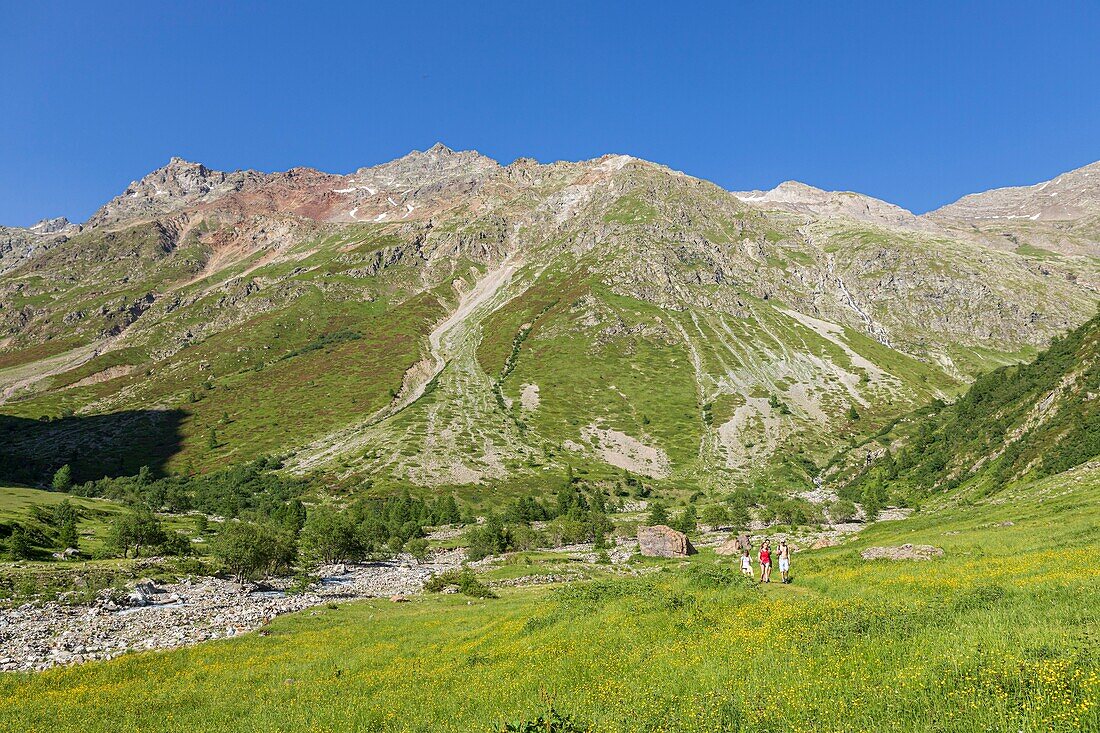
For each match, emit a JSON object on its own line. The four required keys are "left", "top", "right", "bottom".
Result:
{"left": 14, "top": 146, "right": 1100, "bottom": 238}
{"left": 0, "top": 146, "right": 1097, "bottom": 496}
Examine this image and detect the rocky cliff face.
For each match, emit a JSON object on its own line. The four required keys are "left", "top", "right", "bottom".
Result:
{"left": 1, "top": 148, "right": 1097, "bottom": 493}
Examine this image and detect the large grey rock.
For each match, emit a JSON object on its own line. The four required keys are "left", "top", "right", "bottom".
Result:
{"left": 637, "top": 525, "right": 696, "bottom": 558}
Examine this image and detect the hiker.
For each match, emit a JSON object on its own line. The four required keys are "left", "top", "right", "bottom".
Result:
{"left": 759, "top": 540, "right": 772, "bottom": 583}
{"left": 777, "top": 539, "right": 791, "bottom": 584}
{"left": 740, "top": 549, "right": 754, "bottom": 579}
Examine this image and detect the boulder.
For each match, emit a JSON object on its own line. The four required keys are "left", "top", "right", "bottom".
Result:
{"left": 715, "top": 534, "right": 752, "bottom": 555}
{"left": 126, "top": 579, "right": 163, "bottom": 606}
{"left": 714, "top": 540, "right": 740, "bottom": 556}
{"left": 637, "top": 525, "right": 696, "bottom": 557}
{"left": 859, "top": 544, "right": 944, "bottom": 561}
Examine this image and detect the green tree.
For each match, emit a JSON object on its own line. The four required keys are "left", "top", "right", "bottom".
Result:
{"left": 405, "top": 537, "right": 430, "bottom": 561}
{"left": 52, "top": 499, "right": 79, "bottom": 527}
{"left": 848, "top": 405, "right": 862, "bottom": 421}
{"left": 211, "top": 520, "right": 295, "bottom": 582}
{"left": 725, "top": 494, "right": 752, "bottom": 530}
{"left": 646, "top": 501, "right": 670, "bottom": 525}
{"left": 51, "top": 464, "right": 73, "bottom": 492}
{"left": 58, "top": 518, "right": 79, "bottom": 550}
{"left": 207, "top": 430, "right": 219, "bottom": 450}
{"left": 108, "top": 510, "right": 167, "bottom": 558}
{"left": 673, "top": 504, "right": 698, "bottom": 534}
{"left": 434, "top": 495, "right": 461, "bottom": 525}
{"left": 300, "top": 507, "right": 360, "bottom": 564}
{"left": 464, "top": 513, "right": 509, "bottom": 561}
{"left": 861, "top": 478, "right": 887, "bottom": 522}
{"left": 159, "top": 531, "right": 193, "bottom": 556}
{"left": 8, "top": 524, "right": 33, "bottom": 560}
{"left": 590, "top": 508, "right": 613, "bottom": 550}
{"left": 701, "top": 503, "right": 730, "bottom": 529}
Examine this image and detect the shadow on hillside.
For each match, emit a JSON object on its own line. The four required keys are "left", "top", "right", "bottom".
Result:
{"left": 0, "top": 409, "right": 185, "bottom": 486}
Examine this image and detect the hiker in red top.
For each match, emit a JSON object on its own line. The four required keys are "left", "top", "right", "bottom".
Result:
{"left": 758, "top": 540, "right": 772, "bottom": 583}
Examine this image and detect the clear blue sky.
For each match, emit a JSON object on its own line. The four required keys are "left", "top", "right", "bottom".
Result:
{"left": 2, "top": 1, "right": 1098, "bottom": 225}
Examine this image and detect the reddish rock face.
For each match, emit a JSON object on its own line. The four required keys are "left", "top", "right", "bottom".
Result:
{"left": 637, "top": 525, "right": 696, "bottom": 557}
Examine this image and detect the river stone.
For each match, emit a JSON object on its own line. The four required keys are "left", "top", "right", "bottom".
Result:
{"left": 637, "top": 525, "right": 696, "bottom": 557}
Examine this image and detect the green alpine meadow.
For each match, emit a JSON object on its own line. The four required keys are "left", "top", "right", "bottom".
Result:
{"left": 3, "top": 6, "right": 1100, "bottom": 731}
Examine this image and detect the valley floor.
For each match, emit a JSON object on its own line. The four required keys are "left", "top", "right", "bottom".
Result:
{"left": 1, "top": 465, "right": 1098, "bottom": 732}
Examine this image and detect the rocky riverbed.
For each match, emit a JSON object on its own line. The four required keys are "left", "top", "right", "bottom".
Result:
{"left": 0, "top": 510, "right": 903, "bottom": 674}
{"left": 0, "top": 551, "right": 464, "bottom": 673}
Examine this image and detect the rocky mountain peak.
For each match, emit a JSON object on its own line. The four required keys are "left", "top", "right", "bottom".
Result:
{"left": 733, "top": 180, "right": 923, "bottom": 228}
{"left": 86, "top": 158, "right": 267, "bottom": 227}
{"left": 354, "top": 144, "right": 500, "bottom": 190}
{"left": 926, "top": 159, "right": 1100, "bottom": 223}
{"left": 29, "top": 217, "right": 74, "bottom": 234}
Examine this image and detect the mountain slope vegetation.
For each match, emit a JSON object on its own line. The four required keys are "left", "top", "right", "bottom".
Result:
{"left": 1, "top": 147, "right": 1097, "bottom": 498}
{"left": 830, "top": 309, "right": 1100, "bottom": 505}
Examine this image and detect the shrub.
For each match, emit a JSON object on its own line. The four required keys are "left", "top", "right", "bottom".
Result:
{"left": 553, "top": 578, "right": 653, "bottom": 607}
{"left": 685, "top": 564, "right": 750, "bottom": 590}
{"left": 544, "top": 516, "right": 588, "bottom": 546}
{"left": 405, "top": 538, "right": 430, "bottom": 561}
{"left": 827, "top": 499, "right": 858, "bottom": 523}
{"left": 499, "top": 704, "right": 591, "bottom": 732}
{"left": 424, "top": 569, "right": 497, "bottom": 599}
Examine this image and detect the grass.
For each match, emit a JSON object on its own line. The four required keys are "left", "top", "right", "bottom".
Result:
{"left": 1, "top": 464, "right": 1097, "bottom": 732}
{"left": 0, "top": 484, "right": 200, "bottom": 558}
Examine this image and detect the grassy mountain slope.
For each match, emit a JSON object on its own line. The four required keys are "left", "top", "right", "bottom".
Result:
{"left": 1, "top": 149, "right": 1098, "bottom": 496}
{"left": 829, "top": 309, "right": 1100, "bottom": 504}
